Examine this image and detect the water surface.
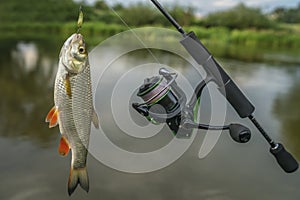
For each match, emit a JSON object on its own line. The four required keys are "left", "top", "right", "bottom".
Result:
{"left": 0, "top": 38, "right": 299, "bottom": 200}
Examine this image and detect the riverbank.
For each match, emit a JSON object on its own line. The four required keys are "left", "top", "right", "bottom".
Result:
{"left": 1, "top": 22, "right": 299, "bottom": 64}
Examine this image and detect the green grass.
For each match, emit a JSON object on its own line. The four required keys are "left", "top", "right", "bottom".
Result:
{"left": 183, "top": 25, "right": 300, "bottom": 62}
{"left": 0, "top": 22, "right": 127, "bottom": 45}
{"left": 186, "top": 25, "right": 300, "bottom": 50}
{"left": 1, "top": 22, "right": 299, "bottom": 63}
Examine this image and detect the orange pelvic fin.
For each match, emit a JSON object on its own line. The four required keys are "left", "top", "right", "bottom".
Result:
{"left": 68, "top": 167, "right": 89, "bottom": 196}
{"left": 58, "top": 136, "right": 70, "bottom": 156}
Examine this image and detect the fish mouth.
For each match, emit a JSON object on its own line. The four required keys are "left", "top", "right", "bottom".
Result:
{"left": 64, "top": 33, "right": 85, "bottom": 49}
{"left": 64, "top": 34, "right": 76, "bottom": 47}
{"left": 72, "top": 33, "right": 84, "bottom": 44}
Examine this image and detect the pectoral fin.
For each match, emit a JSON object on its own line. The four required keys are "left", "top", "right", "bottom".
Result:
{"left": 64, "top": 74, "right": 72, "bottom": 98}
{"left": 92, "top": 109, "right": 99, "bottom": 129}
{"left": 49, "top": 109, "right": 59, "bottom": 128}
{"left": 58, "top": 136, "right": 70, "bottom": 156}
{"left": 45, "top": 106, "right": 56, "bottom": 122}
{"left": 45, "top": 106, "right": 59, "bottom": 128}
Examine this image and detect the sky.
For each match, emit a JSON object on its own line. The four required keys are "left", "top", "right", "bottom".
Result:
{"left": 82, "top": 0, "right": 300, "bottom": 16}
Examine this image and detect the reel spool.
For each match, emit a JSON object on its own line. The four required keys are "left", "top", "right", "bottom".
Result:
{"left": 132, "top": 71, "right": 187, "bottom": 136}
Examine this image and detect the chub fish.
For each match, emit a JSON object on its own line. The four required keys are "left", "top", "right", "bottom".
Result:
{"left": 45, "top": 33, "right": 99, "bottom": 195}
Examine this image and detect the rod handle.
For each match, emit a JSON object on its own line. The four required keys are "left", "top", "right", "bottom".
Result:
{"left": 270, "top": 143, "right": 298, "bottom": 173}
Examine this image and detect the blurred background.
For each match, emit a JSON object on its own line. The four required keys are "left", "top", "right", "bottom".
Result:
{"left": 0, "top": 0, "right": 300, "bottom": 199}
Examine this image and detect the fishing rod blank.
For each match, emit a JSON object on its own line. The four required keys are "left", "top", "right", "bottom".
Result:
{"left": 150, "top": 0, "right": 298, "bottom": 173}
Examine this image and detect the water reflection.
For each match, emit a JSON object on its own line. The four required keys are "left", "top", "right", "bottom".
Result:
{"left": 11, "top": 42, "right": 39, "bottom": 74}
{"left": 0, "top": 41, "right": 58, "bottom": 147}
{"left": 273, "top": 70, "right": 300, "bottom": 160}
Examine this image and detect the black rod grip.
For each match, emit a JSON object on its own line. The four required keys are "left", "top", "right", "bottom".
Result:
{"left": 180, "top": 31, "right": 255, "bottom": 118}
{"left": 218, "top": 79, "right": 255, "bottom": 118}
{"left": 212, "top": 59, "right": 255, "bottom": 118}
{"left": 270, "top": 143, "right": 298, "bottom": 173}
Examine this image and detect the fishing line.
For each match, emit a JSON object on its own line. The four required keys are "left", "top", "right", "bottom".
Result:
{"left": 106, "top": 4, "right": 163, "bottom": 66}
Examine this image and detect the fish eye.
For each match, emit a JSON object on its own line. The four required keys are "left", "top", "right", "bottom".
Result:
{"left": 78, "top": 46, "right": 85, "bottom": 54}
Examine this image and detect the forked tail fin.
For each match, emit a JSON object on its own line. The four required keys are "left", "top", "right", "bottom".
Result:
{"left": 68, "top": 167, "right": 89, "bottom": 196}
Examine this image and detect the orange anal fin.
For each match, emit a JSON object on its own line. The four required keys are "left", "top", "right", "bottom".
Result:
{"left": 49, "top": 109, "right": 59, "bottom": 128}
{"left": 45, "top": 106, "right": 57, "bottom": 122}
{"left": 58, "top": 136, "right": 70, "bottom": 156}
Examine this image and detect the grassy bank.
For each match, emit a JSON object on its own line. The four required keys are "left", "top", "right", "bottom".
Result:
{"left": 1, "top": 22, "right": 299, "bottom": 63}
{"left": 184, "top": 25, "right": 300, "bottom": 62}
{"left": 0, "top": 22, "right": 127, "bottom": 43}
{"left": 187, "top": 25, "right": 300, "bottom": 49}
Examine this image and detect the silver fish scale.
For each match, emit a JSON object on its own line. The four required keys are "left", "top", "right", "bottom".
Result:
{"left": 54, "top": 60, "right": 93, "bottom": 169}
{"left": 72, "top": 61, "right": 93, "bottom": 155}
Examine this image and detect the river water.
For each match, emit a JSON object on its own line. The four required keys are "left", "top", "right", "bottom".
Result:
{"left": 0, "top": 35, "right": 299, "bottom": 200}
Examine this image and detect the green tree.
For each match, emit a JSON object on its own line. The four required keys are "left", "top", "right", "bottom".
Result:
{"left": 94, "top": 0, "right": 109, "bottom": 11}
{"left": 0, "top": 0, "right": 79, "bottom": 22}
{"left": 118, "top": 3, "right": 162, "bottom": 26}
{"left": 112, "top": 3, "right": 124, "bottom": 11}
{"left": 271, "top": 3, "right": 300, "bottom": 23}
{"left": 169, "top": 5, "right": 196, "bottom": 26}
{"left": 203, "top": 3, "right": 274, "bottom": 29}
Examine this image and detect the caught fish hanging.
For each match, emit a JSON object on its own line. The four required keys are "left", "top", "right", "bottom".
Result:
{"left": 45, "top": 7, "right": 99, "bottom": 196}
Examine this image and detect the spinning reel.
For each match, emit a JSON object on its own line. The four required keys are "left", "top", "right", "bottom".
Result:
{"left": 132, "top": 68, "right": 251, "bottom": 143}
{"left": 130, "top": 0, "right": 298, "bottom": 173}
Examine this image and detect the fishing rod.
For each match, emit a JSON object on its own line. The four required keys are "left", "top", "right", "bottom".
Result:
{"left": 132, "top": 0, "right": 298, "bottom": 173}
